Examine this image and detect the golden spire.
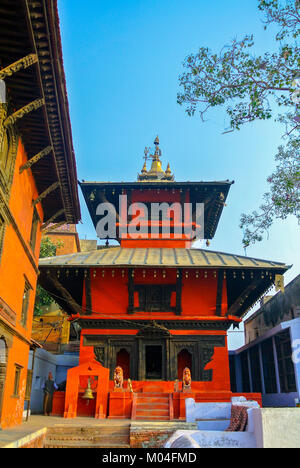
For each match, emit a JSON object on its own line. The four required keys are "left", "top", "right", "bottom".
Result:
{"left": 137, "top": 136, "right": 174, "bottom": 181}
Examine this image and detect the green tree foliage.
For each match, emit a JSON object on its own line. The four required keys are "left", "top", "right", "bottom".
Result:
{"left": 34, "top": 236, "right": 63, "bottom": 316}
{"left": 177, "top": 0, "right": 299, "bottom": 246}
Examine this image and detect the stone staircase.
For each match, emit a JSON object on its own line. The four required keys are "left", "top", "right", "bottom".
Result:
{"left": 44, "top": 425, "right": 130, "bottom": 448}
{"left": 133, "top": 393, "right": 172, "bottom": 421}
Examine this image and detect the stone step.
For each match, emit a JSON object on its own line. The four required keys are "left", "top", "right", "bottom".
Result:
{"left": 45, "top": 424, "right": 131, "bottom": 448}
{"left": 137, "top": 403, "right": 169, "bottom": 410}
{"left": 136, "top": 398, "right": 169, "bottom": 404}
{"left": 46, "top": 434, "right": 129, "bottom": 442}
{"left": 136, "top": 410, "right": 169, "bottom": 418}
{"left": 44, "top": 440, "right": 130, "bottom": 448}
{"left": 47, "top": 426, "right": 129, "bottom": 435}
{"left": 135, "top": 416, "right": 170, "bottom": 421}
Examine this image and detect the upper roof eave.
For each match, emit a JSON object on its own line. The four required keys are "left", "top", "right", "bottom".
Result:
{"left": 38, "top": 247, "right": 290, "bottom": 271}
{"left": 79, "top": 180, "right": 235, "bottom": 187}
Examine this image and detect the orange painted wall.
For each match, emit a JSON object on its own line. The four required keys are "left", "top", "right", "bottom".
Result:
{"left": 0, "top": 138, "right": 44, "bottom": 428}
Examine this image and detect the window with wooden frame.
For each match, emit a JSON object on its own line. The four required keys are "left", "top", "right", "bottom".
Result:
{"left": 127, "top": 270, "right": 182, "bottom": 314}
{"left": 21, "top": 278, "right": 32, "bottom": 327}
{"left": 275, "top": 329, "right": 297, "bottom": 393}
{"left": 261, "top": 338, "right": 277, "bottom": 394}
{"left": 12, "top": 364, "right": 22, "bottom": 397}
{"left": 249, "top": 345, "right": 262, "bottom": 393}
{"left": 30, "top": 207, "right": 40, "bottom": 252}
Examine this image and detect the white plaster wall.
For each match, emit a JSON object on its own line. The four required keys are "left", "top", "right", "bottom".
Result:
{"left": 260, "top": 408, "right": 300, "bottom": 448}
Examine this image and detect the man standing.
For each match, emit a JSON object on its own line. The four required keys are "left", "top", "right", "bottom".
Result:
{"left": 42, "top": 372, "right": 58, "bottom": 416}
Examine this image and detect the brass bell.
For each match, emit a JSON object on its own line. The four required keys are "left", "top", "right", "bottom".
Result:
{"left": 82, "top": 378, "right": 94, "bottom": 400}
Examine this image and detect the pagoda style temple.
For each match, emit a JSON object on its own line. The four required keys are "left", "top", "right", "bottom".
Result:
{"left": 39, "top": 137, "right": 289, "bottom": 420}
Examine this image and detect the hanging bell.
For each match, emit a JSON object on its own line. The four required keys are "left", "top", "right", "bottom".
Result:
{"left": 82, "top": 378, "right": 94, "bottom": 400}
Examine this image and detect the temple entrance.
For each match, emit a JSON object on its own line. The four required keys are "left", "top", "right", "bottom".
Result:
{"left": 177, "top": 349, "right": 192, "bottom": 380}
{"left": 116, "top": 348, "right": 130, "bottom": 379}
{"left": 145, "top": 345, "right": 162, "bottom": 380}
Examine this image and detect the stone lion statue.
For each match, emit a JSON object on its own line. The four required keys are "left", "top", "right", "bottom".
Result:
{"left": 113, "top": 366, "right": 124, "bottom": 390}
{"left": 182, "top": 367, "right": 191, "bottom": 391}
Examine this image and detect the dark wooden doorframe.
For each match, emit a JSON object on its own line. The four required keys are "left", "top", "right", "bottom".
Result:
{"left": 138, "top": 339, "right": 167, "bottom": 381}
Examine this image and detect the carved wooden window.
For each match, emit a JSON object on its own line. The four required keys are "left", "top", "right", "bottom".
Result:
{"left": 13, "top": 364, "right": 22, "bottom": 397}
{"left": 0, "top": 338, "right": 6, "bottom": 364}
{"left": 134, "top": 284, "right": 176, "bottom": 312}
{"left": 21, "top": 279, "right": 32, "bottom": 327}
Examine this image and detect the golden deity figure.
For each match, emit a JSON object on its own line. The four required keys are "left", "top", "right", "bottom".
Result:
{"left": 113, "top": 366, "right": 124, "bottom": 391}
{"left": 182, "top": 367, "right": 192, "bottom": 392}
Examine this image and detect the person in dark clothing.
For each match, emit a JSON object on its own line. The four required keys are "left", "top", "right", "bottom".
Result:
{"left": 42, "top": 372, "right": 57, "bottom": 416}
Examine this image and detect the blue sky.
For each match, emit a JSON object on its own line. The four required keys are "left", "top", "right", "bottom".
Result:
{"left": 58, "top": 0, "right": 299, "bottom": 348}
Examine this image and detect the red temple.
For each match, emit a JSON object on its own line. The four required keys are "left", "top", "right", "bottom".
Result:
{"left": 39, "top": 137, "right": 289, "bottom": 420}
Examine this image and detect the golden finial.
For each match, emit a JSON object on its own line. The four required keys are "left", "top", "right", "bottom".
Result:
{"left": 141, "top": 161, "right": 147, "bottom": 174}
{"left": 165, "top": 163, "right": 171, "bottom": 175}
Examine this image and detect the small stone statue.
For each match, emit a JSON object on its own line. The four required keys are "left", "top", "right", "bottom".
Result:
{"left": 113, "top": 366, "right": 124, "bottom": 391}
{"left": 182, "top": 367, "right": 192, "bottom": 392}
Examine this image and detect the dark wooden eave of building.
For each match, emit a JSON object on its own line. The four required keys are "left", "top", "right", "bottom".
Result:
{"left": 0, "top": 0, "right": 80, "bottom": 223}
{"left": 38, "top": 247, "right": 290, "bottom": 319}
{"left": 79, "top": 180, "right": 234, "bottom": 240}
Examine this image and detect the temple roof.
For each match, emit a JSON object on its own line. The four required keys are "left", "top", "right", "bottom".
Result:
{"left": 0, "top": 0, "right": 80, "bottom": 223}
{"left": 79, "top": 180, "right": 234, "bottom": 240}
{"left": 38, "top": 247, "right": 290, "bottom": 318}
{"left": 39, "top": 246, "right": 289, "bottom": 270}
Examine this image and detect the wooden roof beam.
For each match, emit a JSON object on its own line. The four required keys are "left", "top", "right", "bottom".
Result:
{"left": 46, "top": 272, "right": 83, "bottom": 316}
{"left": 19, "top": 145, "right": 52, "bottom": 174}
{"left": 4, "top": 97, "right": 44, "bottom": 127}
{"left": 32, "top": 181, "right": 60, "bottom": 207}
{"left": 227, "top": 277, "right": 261, "bottom": 316}
{"left": 42, "top": 209, "right": 65, "bottom": 230}
{"left": 0, "top": 53, "right": 38, "bottom": 80}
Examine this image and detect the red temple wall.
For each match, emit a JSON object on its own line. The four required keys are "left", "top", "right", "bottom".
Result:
{"left": 78, "top": 265, "right": 231, "bottom": 397}
{"left": 78, "top": 329, "right": 231, "bottom": 392}
{"left": 83, "top": 268, "right": 228, "bottom": 318}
